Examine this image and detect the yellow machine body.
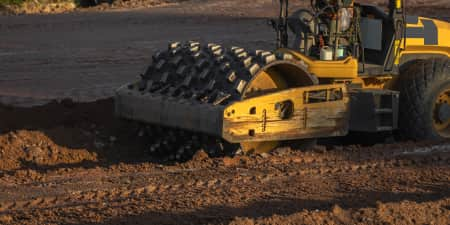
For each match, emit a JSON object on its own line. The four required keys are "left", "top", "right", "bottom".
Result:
{"left": 271, "top": 16, "right": 450, "bottom": 89}
{"left": 222, "top": 84, "right": 349, "bottom": 143}
{"left": 114, "top": 3, "right": 450, "bottom": 155}
{"left": 400, "top": 17, "right": 450, "bottom": 60}
{"left": 218, "top": 17, "right": 450, "bottom": 151}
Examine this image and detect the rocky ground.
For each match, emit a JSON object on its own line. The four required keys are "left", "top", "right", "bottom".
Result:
{"left": 0, "top": 1, "right": 449, "bottom": 224}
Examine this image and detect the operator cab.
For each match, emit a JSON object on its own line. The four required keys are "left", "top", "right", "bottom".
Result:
{"left": 358, "top": 4, "right": 395, "bottom": 66}
{"left": 286, "top": 0, "right": 401, "bottom": 75}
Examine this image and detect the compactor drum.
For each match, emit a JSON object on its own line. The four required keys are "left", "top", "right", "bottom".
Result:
{"left": 116, "top": 0, "right": 450, "bottom": 159}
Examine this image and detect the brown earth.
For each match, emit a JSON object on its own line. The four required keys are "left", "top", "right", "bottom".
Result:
{"left": 0, "top": 1, "right": 449, "bottom": 224}
{"left": 0, "top": 99, "right": 449, "bottom": 225}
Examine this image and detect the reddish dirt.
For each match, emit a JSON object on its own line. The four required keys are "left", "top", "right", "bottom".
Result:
{"left": 0, "top": 1, "right": 449, "bottom": 224}
{"left": 0, "top": 100, "right": 449, "bottom": 225}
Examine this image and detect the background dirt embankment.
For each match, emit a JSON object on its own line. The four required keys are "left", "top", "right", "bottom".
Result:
{"left": 1, "top": 0, "right": 449, "bottom": 15}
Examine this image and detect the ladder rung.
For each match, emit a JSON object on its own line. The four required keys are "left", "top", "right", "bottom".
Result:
{"left": 375, "top": 108, "right": 393, "bottom": 114}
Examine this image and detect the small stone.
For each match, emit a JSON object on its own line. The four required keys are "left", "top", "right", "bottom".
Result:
{"left": 223, "top": 157, "right": 239, "bottom": 167}
{"left": 109, "top": 136, "right": 117, "bottom": 142}
{"left": 350, "top": 165, "right": 360, "bottom": 171}
{"left": 144, "top": 185, "right": 157, "bottom": 194}
{"left": 138, "top": 129, "right": 145, "bottom": 137}
{"left": 8, "top": 132, "right": 17, "bottom": 140}
{"left": 332, "top": 205, "right": 343, "bottom": 215}
{"left": 312, "top": 145, "right": 327, "bottom": 153}
{"left": 122, "top": 178, "right": 131, "bottom": 185}
{"left": 192, "top": 150, "right": 209, "bottom": 161}
{"left": 94, "top": 141, "right": 105, "bottom": 149}
{"left": 24, "top": 146, "right": 44, "bottom": 160}
{"left": 0, "top": 215, "right": 13, "bottom": 223}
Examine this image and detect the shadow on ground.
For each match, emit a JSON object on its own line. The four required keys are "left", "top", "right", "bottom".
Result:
{"left": 75, "top": 184, "right": 450, "bottom": 225}
{"left": 0, "top": 98, "right": 159, "bottom": 173}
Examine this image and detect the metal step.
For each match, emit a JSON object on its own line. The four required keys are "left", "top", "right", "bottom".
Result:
{"left": 349, "top": 89, "right": 399, "bottom": 132}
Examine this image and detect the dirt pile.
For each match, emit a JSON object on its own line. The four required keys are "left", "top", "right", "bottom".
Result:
{"left": 230, "top": 198, "right": 450, "bottom": 224}
{"left": 0, "top": 0, "right": 76, "bottom": 15}
{"left": 0, "top": 130, "right": 98, "bottom": 171}
{"left": 0, "top": 0, "right": 190, "bottom": 14}
{"left": 0, "top": 98, "right": 157, "bottom": 173}
{"left": 0, "top": 0, "right": 191, "bottom": 14}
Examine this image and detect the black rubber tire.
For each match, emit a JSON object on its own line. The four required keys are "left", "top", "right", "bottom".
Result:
{"left": 396, "top": 57, "right": 450, "bottom": 140}
{"left": 142, "top": 42, "right": 286, "bottom": 106}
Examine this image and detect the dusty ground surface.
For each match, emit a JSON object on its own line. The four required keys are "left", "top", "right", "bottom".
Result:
{"left": 0, "top": 1, "right": 449, "bottom": 224}
{"left": 0, "top": 100, "right": 449, "bottom": 224}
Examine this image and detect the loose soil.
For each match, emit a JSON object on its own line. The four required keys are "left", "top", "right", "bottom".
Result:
{"left": 0, "top": 99, "right": 449, "bottom": 225}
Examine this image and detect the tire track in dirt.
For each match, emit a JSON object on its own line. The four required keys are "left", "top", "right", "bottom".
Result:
{"left": 1, "top": 142, "right": 448, "bottom": 214}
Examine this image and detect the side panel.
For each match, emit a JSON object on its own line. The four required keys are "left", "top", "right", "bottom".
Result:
{"left": 277, "top": 49, "right": 359, "bottom": 79}
{"left": 222, "top": 84, "right": 350, "bottom": 143}
{"left": 404, "top": 16, "right": 450, "bottom": 48}
{"left": 349, "top": 89, "right": 399, "bottom": 132}
{"left": 399, "top": 17, "right": 450, "bottom": 63}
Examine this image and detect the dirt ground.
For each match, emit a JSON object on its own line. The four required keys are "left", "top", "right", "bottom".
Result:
{"left": 0, "top": 99, "right": 449, "bottom": 224}
{"left": 0, "top": 1, "right": 449, "bottom": 224}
